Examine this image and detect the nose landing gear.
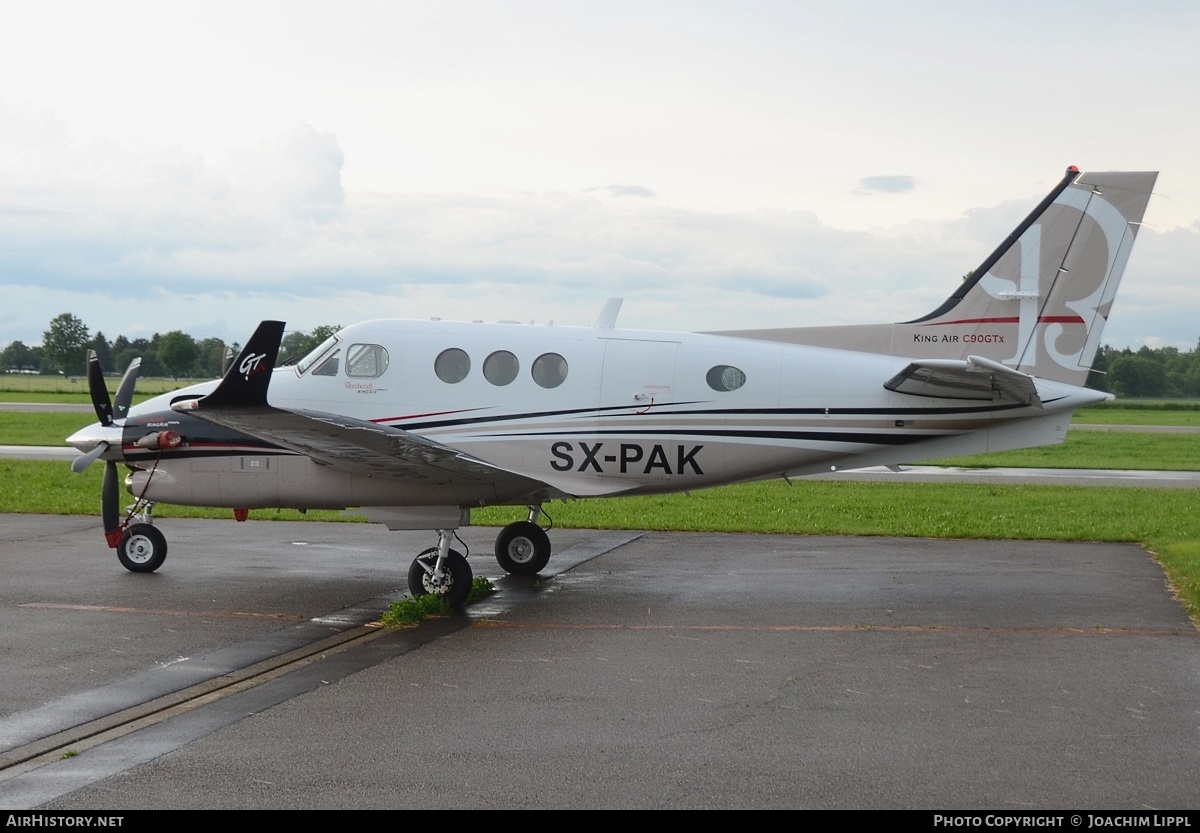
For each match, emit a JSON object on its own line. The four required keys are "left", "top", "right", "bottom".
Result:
{"left": 117, "top": 523, "right": 168, "bottom": 573}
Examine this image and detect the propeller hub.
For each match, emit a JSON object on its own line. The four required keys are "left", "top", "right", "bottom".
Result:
{"left": 66, "top": 423, "right": 124, "bottom": 457}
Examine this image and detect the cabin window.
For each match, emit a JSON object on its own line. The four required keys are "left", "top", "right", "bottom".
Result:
{"left": 706, "top": 364, "right": 746, "bottom": 392}
{"left": 483, "top": 350, "right": 519, "bottom": 386}
{"left": 346, "top": 344, "right": 389, "bottom": 378}
{"left": 435, "top": 348, "right": 471, "bottom": 383}
{"left": 312, "top": 351, "right": 340, "bottom": 377}
{"left": 531, "top": 353, "right": 568, "bottom": 389}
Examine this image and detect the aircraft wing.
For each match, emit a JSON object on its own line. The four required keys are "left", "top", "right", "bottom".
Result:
{"left": 172, "top": 321, "right": 633, "bottom": 500}
{"left": 884, "top": 355, "right": 1043, "bottom": 407}
{"left": 182, "top": 399, "right": 552, "bottom": 488}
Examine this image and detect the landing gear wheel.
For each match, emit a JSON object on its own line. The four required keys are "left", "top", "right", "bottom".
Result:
{"left": 117, "top": 523, "right": 167, "bottom": 573}
{"left": 408, "top": 547, "right": 473, "bottom": 608}
{"left": 495, "top": 521, "right": 551, "bottom": 575}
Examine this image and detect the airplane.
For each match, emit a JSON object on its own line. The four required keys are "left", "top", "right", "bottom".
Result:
{"left": 66, "top": 166, "right": 1158, "bottom": 607}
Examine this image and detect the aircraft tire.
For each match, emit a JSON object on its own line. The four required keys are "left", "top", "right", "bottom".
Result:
{"left": 408, "top": 547, "right": 472, "bottom": 608}
{"left": 495, "top": 521, "right": 551, "bottom": 575}
{"left": 117, "top": 524, "right": 168, "bottom": 573}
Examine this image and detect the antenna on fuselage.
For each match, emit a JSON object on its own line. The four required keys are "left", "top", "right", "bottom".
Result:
{"left": 592, "top": 298, "right": 623, "bottom": 329}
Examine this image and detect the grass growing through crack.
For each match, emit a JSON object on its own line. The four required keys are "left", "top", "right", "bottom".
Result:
{"left": 380, "top": 577, "right": 496, "bottom": 626}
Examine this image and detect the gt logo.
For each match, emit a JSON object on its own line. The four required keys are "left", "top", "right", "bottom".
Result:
{"left": 239, "top": 352, "right": 269, "bottom": 380}
{"left": 550, "top": 441, "right": 703, "bottom": 475}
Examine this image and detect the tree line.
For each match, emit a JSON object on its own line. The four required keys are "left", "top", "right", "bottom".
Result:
{"left": 6, "top": 312, "right": 1200, "bottom": 398}
{"left": 1086, "top": 343, "right": 1200, "bottom": 398}
{"left": 2, "top": 313, "right": 340, "bottom": 380}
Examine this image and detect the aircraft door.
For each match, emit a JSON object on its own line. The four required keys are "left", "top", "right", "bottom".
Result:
{"left": 598, "top": 338, "right": 679, "bottom": 482}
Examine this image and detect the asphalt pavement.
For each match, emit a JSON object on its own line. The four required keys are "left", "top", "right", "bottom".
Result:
{"left": 0, "top": 515, "right": 1196, "bottom": 809}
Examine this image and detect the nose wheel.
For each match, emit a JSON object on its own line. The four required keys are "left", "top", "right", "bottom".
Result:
{"left": 117, "top": 523, "right": 168, "bottom": 573}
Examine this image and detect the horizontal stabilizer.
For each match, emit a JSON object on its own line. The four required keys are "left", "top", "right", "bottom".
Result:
{"left": 884, "top": 355, "right": 1042, "bottom": 407}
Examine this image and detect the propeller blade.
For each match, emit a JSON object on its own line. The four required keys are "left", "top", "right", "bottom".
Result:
{"left": 113, "top": 357, "right": 141, "bottom": 421}
{"left": 71, "top": 441, "right": 109, "bottom": 474}
{"left": 86, "top": 350, "right": 114, "bottom": 427}
{"left": 102, "top": 460, "right": 120, "bottom": 539}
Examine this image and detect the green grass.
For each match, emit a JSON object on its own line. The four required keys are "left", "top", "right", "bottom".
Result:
{"left": 1073, "top": 406, "right": 1200, "bottom": 426}
{"left": 0, "top": 376, "right": 206, "bottom": 401}
{"left": 380, "top": 577, "right": 496, "bottom": 625}
{"left": 13, "top": 459, "right": 1192, "bottom": 543}
{"left": 0, "top": 392, "right": 161, "bottom": 406}
{"left": 0, "top": 392, "right": 95, "bottom": 404}
{"left": 6, "top": 459, "right": 1198, "bottom": 620}
{"left": 926, "top": 430, "right": 1200, "bottom": 470}
{"left": 1155, "top": 541, "right": 1200, "bottom": 621}
{"left": 0, "top": 413, "right": 99, "bottom": 446}
{"left": 1083, "top": 399, "right": 1200, "bottom": 411}
{"left": 0, "top": 461, "right": 366, "bottom": 521}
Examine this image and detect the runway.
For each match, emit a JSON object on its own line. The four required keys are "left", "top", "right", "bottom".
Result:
{"left": 0, "top": 516, "right": 1196, "bottom": 809}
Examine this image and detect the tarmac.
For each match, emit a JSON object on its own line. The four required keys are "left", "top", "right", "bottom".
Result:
{"left": 0, "top": 514, "right": 1197, "bottom": 809}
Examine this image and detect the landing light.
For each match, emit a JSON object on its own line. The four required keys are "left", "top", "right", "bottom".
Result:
{"left": 135, "top": 430, "right": 183, "bottom": 450}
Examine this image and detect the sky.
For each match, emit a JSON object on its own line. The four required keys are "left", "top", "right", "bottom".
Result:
{"left": 1, "top": 0, "right": 1198, "bottom": 353}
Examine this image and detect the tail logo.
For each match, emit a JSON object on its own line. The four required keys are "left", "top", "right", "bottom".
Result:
{"left": 239, "top": 353, "right": 270, "bottom": 380}
{"left": 978, "top": 185, "right": 1133, "bottom": 372}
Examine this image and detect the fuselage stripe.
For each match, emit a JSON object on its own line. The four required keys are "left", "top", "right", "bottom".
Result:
{"left": 476, "top": 428, "right": 949, "bottom": 445}
{"left": 924, "top": 315, "right": 1085, "bottom": 326}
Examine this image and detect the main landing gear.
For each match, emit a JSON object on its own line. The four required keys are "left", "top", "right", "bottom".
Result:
{"left": 405, "top": 506, "right": 554, "bottom": 608}
{"left": 407, "top": 529, "right": 474, "bottom": 608}
{"left": 495, "top": 505, "right": 552, "bottom": 575}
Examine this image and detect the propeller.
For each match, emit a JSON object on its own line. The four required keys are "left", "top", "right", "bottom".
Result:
{"left": 84, "top": 351, "right": 141, "bottom": 429}
{"left": 71, "top": 350, "right": 141, "bottom": 546}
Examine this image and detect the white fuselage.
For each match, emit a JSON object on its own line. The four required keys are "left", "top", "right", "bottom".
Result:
{"left": 116, "top": 317, "right": 1104, "bottom": 512}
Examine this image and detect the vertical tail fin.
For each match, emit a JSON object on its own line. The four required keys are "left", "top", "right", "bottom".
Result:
{"left": 185, "top": 320, "right": 285, "bottom": 410}
{"left": 712, "top": 167, "right": 1158, "bottom": 386}
{"left": 905, "top": 167, "right": 1157, "bottom": 384}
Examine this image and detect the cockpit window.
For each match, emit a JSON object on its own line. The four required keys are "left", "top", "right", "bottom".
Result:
{"left": 347, "top": 344, "right": 389, "bottom": 378}
{"left": 312, "top": 351, "right": 340, "bottom": 377}
{"left": 296, "top": 334, "right": 340, "bottom": 374}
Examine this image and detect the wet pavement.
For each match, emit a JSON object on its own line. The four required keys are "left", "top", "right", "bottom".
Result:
{"left": 0, "top": 515, "right": 1196, "bottom": 809}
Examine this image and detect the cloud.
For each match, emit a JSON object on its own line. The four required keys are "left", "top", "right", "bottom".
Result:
{"left": 586, "top": 184, "right": 658, "bottom": 198}
{"left": 717, "top": 274, "right": 826, "bottom": 299}
{"left": 0, "top": 113, "right": 1195, "bottom": 351}
{"left": 222, "top": 124, "right": 346, "bottom": 221}
{"left": 857, "top": 175, "right": 916, "bottom": 194}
